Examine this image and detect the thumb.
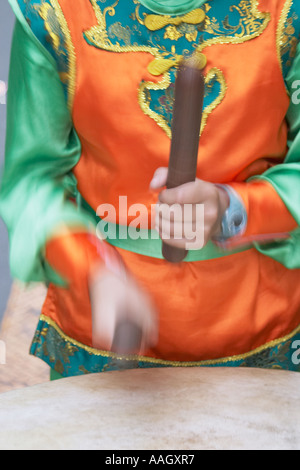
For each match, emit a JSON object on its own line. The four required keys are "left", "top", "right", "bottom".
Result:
{"left": 149, "top": 167, "right": 168, "bottom": 190}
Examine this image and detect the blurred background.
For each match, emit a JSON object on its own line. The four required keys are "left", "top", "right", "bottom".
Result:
{"left": 0, "top": 2, "right": 14, "bottom": 325}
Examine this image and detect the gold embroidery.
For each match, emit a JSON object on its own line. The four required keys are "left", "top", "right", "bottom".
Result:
{"left": 144, "top": 8, "right": 206, "bottom": 32}
{"left": 185, "top": 29, "right": 198, "bottom": 43}
{"left": 196, "top": 0, "right": 271, "bottom": 53}
{"left": 134, "top": 1, "right": 146, "bottom": 26}
{"left": 164, "top": 25, "right": 184, "bottom": 41}
{"left": 37, "top": 314, "right": 300, "bottom": 367}
{"left": 103, "top": 0, "right": 120, "bottom": 21}
{"left": 148, "top": 57, "right": 180, "bottom": 76}
{"left": 84, "top": 0, "right": 270, "bottom": 137}
{"left": 85, "top": 0, "right": 176, "bottom": 135}
{"left": 138, "top": 73, "right": 172, "bottom": 138}
{"left": 200, "top": 68, "right": 227, "bottom": 135}
{"left": 37, "top": 3, "right": 61, "bottom": 50}
{"left": 49, "top": 0, "right": 77, "bottom": 110}
{"left": 85, "top": 0, "right": 160, "bottom": 55}
{"left": 138, "top": 6, "right": 204, "bottom": 42}
{"left": 276, "top": 0, "right": 296, "bottom": 72}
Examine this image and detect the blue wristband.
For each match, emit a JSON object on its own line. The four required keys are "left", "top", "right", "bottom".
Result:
{"left": 214, "top": 185, "right": 247, "bottom": 241}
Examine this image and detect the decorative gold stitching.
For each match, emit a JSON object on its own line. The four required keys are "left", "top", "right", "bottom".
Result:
{"left": 138, "top": 73, "right": 172, "bottom": 138}
{"left": 196, "top": 0, "right": 271, "bottom": 53}
{"left": 138, "top": 67, "right": 227, "bottom": 138}
{"left": 276, "top": 0, "right": 295, "bottom": 72}
{"left": 85, "top": 0, "right": 158, "bottom": 54}
{"left": 144, "top": 8, "right": 206, "bottom": 31}
{"left": 49, "top": 0, "right": 77, "bottom": 110}
{"left": 37, "top": 3, "right": 61, "bottom": 51}
{"left": 36, "top": 314, "right": 300, "bottom": 367}
{"left": 201, "top": 68, "right": 227, "bottom": 135}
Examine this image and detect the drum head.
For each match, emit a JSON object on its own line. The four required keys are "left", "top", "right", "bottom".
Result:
{"left": 0, "top": 367, "right": 299, "bottom": 450}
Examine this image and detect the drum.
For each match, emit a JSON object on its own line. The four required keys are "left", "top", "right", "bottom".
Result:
{"left": 0, "top": 367, "right": 299, "bottom": 450}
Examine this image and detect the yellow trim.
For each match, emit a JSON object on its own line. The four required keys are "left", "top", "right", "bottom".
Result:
{"left": 147, "top": 57, "right": 181, "bottom": 76}
{"left": 201, "top": 67, "right": 227, "bottom": 136}
{"left": 37, "top": 3, "right": 61, "bottom": 51}
{"left": 38, "top": 314, "right": 300, "bottom": 367}
{"left": 50, "top": 0, "right": 77, "bottom": 110}
{"left": 139, "top": 67, "right": 227, "bottom": 139}
{"left": 138, "top": 73, "right": 173, "bottom": 138}
{"left": 85, "top": 0, "right": 159, "bottom": 54}
{"left": 276, "top": 0, "right": 294, "bottom": 72}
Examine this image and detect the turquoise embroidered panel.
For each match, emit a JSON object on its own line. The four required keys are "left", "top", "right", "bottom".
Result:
{"left": 17, "top": 0, "right": 70, "bottom": 101}
{"left": 280, "top": 0, "right": 300, "bottom": 79}
{"left": 30, "top": 317, "right": 300, "bottom": 377}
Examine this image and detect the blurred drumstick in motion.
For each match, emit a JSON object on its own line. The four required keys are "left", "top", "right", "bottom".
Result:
{"left": 111, "top": 319, "right": 142, "bottom": 355}
{"left": 96, "top": 241, "right": 143, "bottom": 356}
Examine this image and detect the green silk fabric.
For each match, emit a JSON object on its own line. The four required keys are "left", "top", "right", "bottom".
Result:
{"left": 0, "top": 1, "right": 94, "bottom": 285}
{"left": 1, "top": 0, "right": 300, "bottom": 287}
{"left": 138, "top": 0, "right": 206, "bottom": 15}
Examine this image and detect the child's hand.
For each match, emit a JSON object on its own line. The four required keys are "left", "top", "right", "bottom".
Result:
{"left": 150, "top": 167, "right": 229, "bottom": 249}
{"left": 89, "top": 266, "right": 158, "bottom": 354}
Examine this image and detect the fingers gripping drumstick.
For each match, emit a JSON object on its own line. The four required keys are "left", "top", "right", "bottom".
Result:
{"left": 162, "top": 55, "right": 205, "bottom": 263}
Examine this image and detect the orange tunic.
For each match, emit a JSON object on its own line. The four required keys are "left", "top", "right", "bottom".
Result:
{"left": 43, "top": 0, "right": 300, "bottom": 367}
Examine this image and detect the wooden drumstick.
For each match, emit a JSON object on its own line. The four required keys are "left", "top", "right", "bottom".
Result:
{"left": 162, "top": 55, "right": 205, "bottom": 263}
{"left": 111, "top": 319, "right": 142, "bottom": 355}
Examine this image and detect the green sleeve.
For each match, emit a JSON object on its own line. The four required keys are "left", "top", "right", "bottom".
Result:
{"left": 252, "top": 41, "right": 300, "bottom": 269}
{"left": 0, "top": 8, "right": 94, "bottom": 285}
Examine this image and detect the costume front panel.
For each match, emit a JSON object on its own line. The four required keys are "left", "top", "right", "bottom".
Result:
{"left": 7, "top": 0, "right": 300, "bottom": 373}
